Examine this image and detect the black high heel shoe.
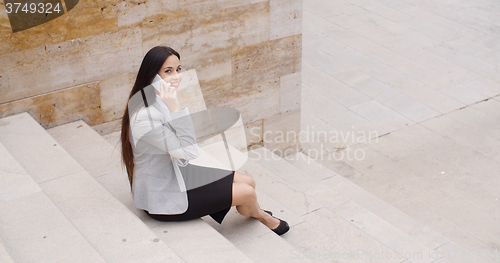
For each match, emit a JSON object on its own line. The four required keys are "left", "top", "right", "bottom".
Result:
{"left": 271, "top": 217, "right": 289, "bottom": 236}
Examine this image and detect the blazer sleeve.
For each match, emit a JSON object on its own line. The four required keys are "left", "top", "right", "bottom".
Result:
{"left": 132, "top": 106, "right": 200, "bottom": 160}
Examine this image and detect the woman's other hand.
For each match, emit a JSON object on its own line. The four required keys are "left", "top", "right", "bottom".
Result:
{"left": 159, "top": 80, "right": 180, "bottom": 113}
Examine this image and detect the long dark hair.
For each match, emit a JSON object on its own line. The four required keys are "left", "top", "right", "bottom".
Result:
{"left": 121, "top": 46, "right": 180, "bottom": 189}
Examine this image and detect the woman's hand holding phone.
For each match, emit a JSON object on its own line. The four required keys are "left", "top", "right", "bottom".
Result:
{"left": 159, "top": 77, "right": 180, "bottom": 113}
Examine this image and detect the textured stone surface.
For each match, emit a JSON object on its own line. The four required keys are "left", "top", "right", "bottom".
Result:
{"left": 148, "top": 219, "right": 253, "bottom": 263}
{"left": 302, "top": 208, "right": 402, "bottom": 263}
{"left": 0, "top": 28, "right": 142, "bottom": 104}
{"left": 0, "top": 0, "right": 118, "bottom": 56}
{"left": 49, "top": 119, "right": 250, "bottom": 262}
{"left": 270, "top": 0, "right": 302, "bottom": 40}
{"left": 245, "top": 119, "right": 263, "bottom": 149}
{"left": 237, "top": 232, "right": 313, "bottom": 263}
{"left": 301, "top": 0, "right": 500, "bottom": 254}
{"left": 0, "top": 191, "right": 107, "bottom": 263}
{"left": 0, "top": 242, "right": 14, "bottom": 263}
{"left": 252, "top": 147, "right": 329, "bottom": 195}
{"left": 0, "top": 113, "right": 85, "bottom": 183}
{"left": 223, "top": 118, "right": 249, "bottom": 153}
{"left": 206, "top": 78, "right": 280, "bottom": 124}
{"left": 117, "top": 0, "right": 150, "bottom": 28}
{"left": 280, "top": 72, "right": 301, "bottom": 113}
{"left": 41, "top": 170, "right": 177, "bottom": 263}
{"left": 232, "top": 34, "right": 302, "bottom": 91}
{"left": 99, "top": 73, "right": 135, "bottom": 123}
{"left": 48, "top": 120, "right": 122, "bottom": 177}
{"left": 0, "top": 82, "right": 103, "bottom": 128}
{"left": 184, "top": 50, "right": 232, "bottom": 100}
{"left": 0, "top": 142, "right": 41, "bottom": 201}
{"left": 1, "top": 0, "right": 302, "bottom": 155}
{"left": 141, "top": 2, "right": 270, "bottom": 59}
{"left": 263, "top": 109, "right": 301, "bottom": 156}
{"left": 121, "top": 0, "right": 246, "bottom": 28}
{"left": 118, "top": 0, "right": 270, "bottom": 28}
{"left": 239, "top": 158, "right": 323, "bottom": 216}
{"left": 139, "top": 1, "right": 274, "bottom": 118}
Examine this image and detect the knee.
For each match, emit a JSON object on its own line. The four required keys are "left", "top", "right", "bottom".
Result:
{"left": 235, "top": 171, "right": 257, "bottom": 189}
{"left": 238, "top": 183, "right": 257, "bottom": 204}
{"left": 247, "top": 176, "right": 256, "bottom": 189}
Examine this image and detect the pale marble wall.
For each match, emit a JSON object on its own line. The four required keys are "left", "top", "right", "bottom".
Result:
{"left": 0, "top": 0, "right": 302, "bottom": 155}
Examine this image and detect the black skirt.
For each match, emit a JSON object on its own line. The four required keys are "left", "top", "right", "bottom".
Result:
{"left": 145, "top": 163, "right": 235, "bottom": 224}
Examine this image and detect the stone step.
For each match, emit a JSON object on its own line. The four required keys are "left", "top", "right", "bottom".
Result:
{"left": 202, "top": 188, "right": 313, "bottom": 263}
{"left": 239, "top": 156, "right": 400, "bottom": 263}
{"left": 318, "top": 137, "right": 494, "bottom": 263}
{"left": 216, "top": 146, "right": 395, "bottom": 263}
{"left": 250, "top": 146, "right": 448, "bottom": 263}
{"left": 103, "top": 127, "right": 495, "bottom": 263}
{"left": 103, "top": 130, "right": 315, "bottom": 262}
{"left": 0, "top": 140, "right": 106, "bottom": 263}
{"left": 48, "top": 119, "right": 253, "bottom": 263}
{"left": 288, "top": 146, "right": 492, "bottom": 263}
{"left": 281, "top": 220, "right": 369, "bottom": 263}
{"left": 286, "top": 150, "right": 452, "bottom": 250}
{"left": 0, "top": 241, "right": 15, "bottom": 263}
{"left": 0, "top": 113, "right": 182, "bottom": 263}
{"left": 206, "top": 143, "right": 402, "bottom": 263}
{"left": 197, "top": 142, "right": 320, "bottom": 262}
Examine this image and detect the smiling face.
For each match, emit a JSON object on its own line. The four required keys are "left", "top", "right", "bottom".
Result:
{"left": 157, "top": 54, "right": 182, "bottom": 90}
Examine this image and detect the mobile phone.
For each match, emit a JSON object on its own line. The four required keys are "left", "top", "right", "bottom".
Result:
{"left": 152, "top": 74, "right": 169, "bottom": 93}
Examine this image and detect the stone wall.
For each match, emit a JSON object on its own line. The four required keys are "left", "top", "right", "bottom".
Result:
{"left": 0, "top": 0, "right": 302, "bottom": 155}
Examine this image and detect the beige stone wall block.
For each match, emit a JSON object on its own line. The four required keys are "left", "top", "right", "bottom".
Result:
{"left": 263, "top": 108, "right": 301, "bottom": 157}
{"left": 232, "top": 34, "right": 302, "bottom": 91}
{"left": 0, "top": 28, "right": 142, "bottom": 104}
{"left": 0, "top": 0, "right": 118, "bottom": 56}
{"left": 117, "top": 0, "right": 181, "bottom": 28}
{"left": 177, "top": 69, "right": 208, "bottom": 113}
{"left": 205, "top": 79, "right": 280, "bottom": 124}
{"left": 129, "top": 0, "right": 259, "bottom": 27}
{"left": 118, "top": 0, "right": 148, "bottom": 28}
{"left": 182, "top": 50, "right": 232, "bottom": 98}
{"left": 169, "top": 0, "right": 268, "bottom": 11}
{"left": 141, "top": 2, "right": 269, "bottom": 59}
{"left": 219, "top": 0, "right": 251, "bottom": 9}
{"left": 222, "top": 0, "right": 268, "bottom": 9}
{"left": 99, "top": 73, "right": 136, "bottom": 123}
{"left": 0, "top": 82, "right": 103, "bottom": 129}
{"left": 62, "top": 0, "right": 118, "bottom": 37}
{"left": 280, "top": 71, "right": 301, "bottom": 113}
{"left": 245, "top": 119, "right": 263, "bottom": 149}
{"left": 270, "top": 0, "right": 302, "bottom": 40}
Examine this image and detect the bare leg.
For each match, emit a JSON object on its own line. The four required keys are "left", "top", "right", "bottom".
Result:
{"left": 233, "top": 171, "right": 256, "bottom": 188}
{"left": 231, "top": 182, "right": 279, "bottom": 229}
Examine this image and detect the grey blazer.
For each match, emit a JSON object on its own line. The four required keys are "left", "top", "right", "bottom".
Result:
{"left": 130, "top": 96, "right": 200, "bottom": 214}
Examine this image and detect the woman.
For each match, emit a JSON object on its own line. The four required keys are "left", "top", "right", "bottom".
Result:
{"left": 120, "top": 46, "right": 289, "bottom": 235}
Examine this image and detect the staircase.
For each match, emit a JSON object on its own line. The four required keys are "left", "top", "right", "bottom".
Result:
{"left": 0, "top": 112, "right": 493, "bottom": 263}
{"left": 0, "top": 113, "right": 183, "bottom": 263}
